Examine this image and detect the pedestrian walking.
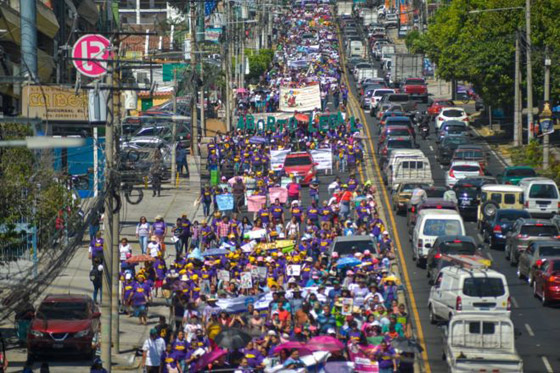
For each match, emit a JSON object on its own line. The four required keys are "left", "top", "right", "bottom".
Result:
{"left": 141, "top": 328, "right": 166, "bottom": 373}
{"left": 90, "top": 260, "right": 103, "bottom": 304}
{"left": 136, "top": 216, "right": 150, "bottom": 254}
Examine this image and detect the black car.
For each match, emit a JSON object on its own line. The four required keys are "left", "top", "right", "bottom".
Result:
{"left": 436, "top": 135, "right": 469, "bottom": 165}
{"left": 453, "top": 176, "right": 497, "bottom": 220}
{"left": 426, "top": 235, "right": 480, "bottom": 281}
{"left": 482, "top": 209, "right": 531, "bottom": 250}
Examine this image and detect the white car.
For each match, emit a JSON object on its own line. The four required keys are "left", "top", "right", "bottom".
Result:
{"left": 384, "top": 13, "right": 398, "bottom": 28}
{"left": 445, "top": 161, "right": 483, "bottom": 188}
{"left": 436, "top": 107, "right": 469, "bottom": 129}
{"left": 371, "top": 89, "right": 396, "bottom": 107}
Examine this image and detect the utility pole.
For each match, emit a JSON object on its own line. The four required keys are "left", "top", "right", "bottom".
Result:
{"left": 171, "top": 69, "right": 178, "bottom": 183}
{"left": 543, "top": 47, "right": 551, "bottom": 169}
{"left": 224, "top": 0, "right": 232, "bottom": 131}
{"left": 200, "top": 59, "right": 205, "bottom": 137}
{"left": 20, "top": 0, "right": 37, "bottom": 80}
{"left": 526, "top": 0, "right": 534, "bottom": 141}
{"left": 191, "top": 2, "right": 199, "bottom": 156}
{"left": 514, "top": 31, "right": 522, "bottom": 146}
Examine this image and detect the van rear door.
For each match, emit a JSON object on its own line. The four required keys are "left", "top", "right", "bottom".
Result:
{"left": 460, "top": 275, "right": 509, "bottom": 313}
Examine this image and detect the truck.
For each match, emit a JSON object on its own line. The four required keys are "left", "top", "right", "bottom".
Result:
{"left": 390, "top": 53, "right": 424, "bottom": 85}
{"left": 442, "top": 313, "right": 523, "bottom": 373}
{"left": 401, "top": 77, "right": 428, "bottom": 102}
{"left": 361, "top": 8, "right": 378, "bottom": 26}
{"left": 337, "top": 2, "right": 353, "bottom": 17}
{"left": 386, "top": 150, "right": 433, "bottom": 190}
{"left": 348, "top": 40, "right": 364, "bottom": 58}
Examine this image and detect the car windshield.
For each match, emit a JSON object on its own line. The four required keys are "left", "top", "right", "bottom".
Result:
{"left": 386, "top": 120, "right": 410, "bottom": 126}
{"left": 284, "top": 156, "right": 312, "bottom": 166}
{"left": 445, "top": 125, "right": 466, "bottom": 133}
{"left": 134, "top": 126, "right": 165, "bottom": 137}
{"left": 507, "top": 168, "right": 536, "bottom": 177}
{"left": 389, "top": 95, "right": 409, "bottom": 102}
{"left": 387, "top": 139, "right": 413, "bottom": 149}
{"left": 529, "top": 184, "right": 558, "bottom": 199}
{"left": 402, "top": 183, "right": 429, "bottom": 192}
{"left": 498, "top": 211, "right": 529, "bottom": 222}
{"left": 552, "top": 261, "right": 560, "bottom": 271}
{"left": 443, "top": 109, "right": 464, "bottom": 117}
{"left": 387, "top": 128, "right": 410, "bottom": 136}
{"left": 423, "top": 219, "right": 462, "bottom": 236}
{"left": 463, "top": 278, "right": 505, "bottom": 297}
{"left": 37, "top": 302, "right": 89, "bottom": 320}
{"left": 455, "top": 151, "right": 483, "bottom": 159}
{"left": 374, "top": 90, "right": 394, "bottom": 97}
{"left": 333, "top": 240, "right": 377, "bottom": 256}
{"left": 405, "top": 79, "right": 424, "bottom": 85}
{"left": 539, "top": 246, "right": 560, "bottom": 256}
{"left": 455, "top": 186, "right": 478, "bottom": 197}
{"left": 426, "top": 189, "right": 446, "bottom": 198}
{"left": 520, "top": 225, "right": 558, "bottom": 236}
{"left": 440, "top": 241, "right": 476, "bottom": 254}
{"left": 452, "top": 165, "right": 480, "bottom": 172}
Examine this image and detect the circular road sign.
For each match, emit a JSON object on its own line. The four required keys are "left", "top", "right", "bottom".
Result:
{"left": 72, "top": 34, "right": 112, "bottom": 78}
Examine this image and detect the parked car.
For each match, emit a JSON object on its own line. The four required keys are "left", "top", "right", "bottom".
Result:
{"left": 505, "top": 218, "right": 559, "bottom": 265}
{"left": 498, "top": 166, "right": 537, "bottom": 185}
{"left": 435, "top": 107, "right": 469, "bottom": 129}
{"left": 518, "top": 239, "right": 560, "bottom": 284}
{"left": 445, "top": 161, "right": 483, "bottom": 188}
{"left": 27, "top": 294, "right": 100, "bottom": 359}
{"left": 282, "top": 152, "right": 317, "bottom": 186}
{"left": 532, "top": 257, "right": 560, "bottom": 305}
{"left": 437, "top": 136, "right": 469, "bottom": 165}
{"left": 482, "top": 208, "right": 531, "bottom": 250}
{"left": 452, "top": 176, "right": 497, "bottom": 220}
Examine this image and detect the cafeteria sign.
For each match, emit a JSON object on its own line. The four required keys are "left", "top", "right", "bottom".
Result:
{"left": 236, "top": 111, "right": 358, "bottom": 133}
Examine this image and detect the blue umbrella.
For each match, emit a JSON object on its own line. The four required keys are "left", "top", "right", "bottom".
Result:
{"left": 188, "top": 247, "right": 203, "bottom": 261}
{"left": 202, "top": 248, "right": 229, "bottom": 257}
{"left": 335, "top": 257, "right": 362, "bottom": 269}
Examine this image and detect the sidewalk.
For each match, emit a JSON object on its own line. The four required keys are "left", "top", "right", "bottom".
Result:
{"left": 4, "top": 160, "right": 206, "bottom": 372}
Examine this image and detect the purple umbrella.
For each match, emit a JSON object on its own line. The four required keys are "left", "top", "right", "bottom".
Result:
{"left": 307, "top": 335, "right": 345, "bottom": 352}
{"left": 195, "top": 347, "right": 228, "bottom": 371}
{"left": 273, "top": 341, "right": 313, "bottom": 356}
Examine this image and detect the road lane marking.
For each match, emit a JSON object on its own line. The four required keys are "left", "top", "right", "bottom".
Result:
{"left": 542, "top": 356, "right": 553, "bottom": 373}
{"left": 476, "top": 233, "right": 484, "bottom": 242}
{"left": 525, "top": 323, "right": 535, "bottom": 337}
{"left": 429, "top": 145, "right": 434, "bottom": 151}
{"left": 511, "top": 296, "right": 519, "bottom": 308}
{"left": 336, "top": 28, "right": 431, "bottom": 373}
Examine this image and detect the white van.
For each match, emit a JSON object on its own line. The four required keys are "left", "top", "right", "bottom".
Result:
{"left": 428, "top": 266, "right": 511, "bottom": 323}
{"left": 388, "top": 155, "right": 433, "bottom": 190}
{"left": 412, "top": 209, "right": 465, "bottom": 266}
{"left": 349, "top": 40, "right": 364, "bottom": 58}
{"left": 518, "top": 177, "right": 560, "bottom": 217}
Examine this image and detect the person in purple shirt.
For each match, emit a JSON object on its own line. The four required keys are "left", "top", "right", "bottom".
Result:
{"left": 319, "top": 200, "right": 332, "bottom": 223}
{"left": 242, "top": 340, "right": 264, "bottom": 369}
{"left": 171, "top": 330, "right": 188, "bottom": 370}
{"left": 151, "top": 216, "right": 167, "bottom": 242}
{"left": 376, "top": 339, "right": 398, "bottom": 373}
{"left": 346, "top": 174, "right": 358, "bottom": 192}
{"left": 89, "top": 232, "right": 104, "bottom": 263}
{"left": 306, "top": 200, "right": 320, "bottom": 226}
{"left": 128, "top": 282, "right": 148, "bottom": 325}
{"left": 269, "top": 199, "right": 284, "bottom": 224}
{"left": 356, "top": 199, "right": 371, "bottom": 225}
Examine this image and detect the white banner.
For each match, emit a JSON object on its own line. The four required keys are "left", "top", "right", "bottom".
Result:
{"left": 279, "top": 85, "right": 321, "bottom": 112}
{"left": 310, "top": 149, "right": 333, "bottom": 170}
{"left": 270, "top": 149, "right": 291, "bottom": 171}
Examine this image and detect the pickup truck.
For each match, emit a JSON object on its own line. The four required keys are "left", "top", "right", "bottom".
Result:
{"left": 400, "top": 78, "right": 428, "bottom": 103}
{"left": 442, "top": 313, "right": 523, "bottom": 373}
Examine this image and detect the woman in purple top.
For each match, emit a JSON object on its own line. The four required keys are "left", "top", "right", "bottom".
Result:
{"left": 376, "top": 339, "right": 398, "bottom": 373}
{"left": 151, "top": 215, "right": 167, "bottom": 243}
{"left": 171, "top": 331, "right": 188, "bottom": 370}
{"left": 128, "top": 285, "right": 148, "bottom": 325}
{"left": 242, "top": 341, "right": 265, "bottom": 369}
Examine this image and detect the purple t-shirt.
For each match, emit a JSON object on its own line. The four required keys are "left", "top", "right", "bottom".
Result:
{"left": 152, "top": 221, "right": 166, "bottom": 236}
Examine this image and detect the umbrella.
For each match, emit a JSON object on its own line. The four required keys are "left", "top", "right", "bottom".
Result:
{"left": 195, "top": 347, "right": 228, "bottom": 370}
{"left": 249, "top": 136, "right": 267, "bottom": 144}
{"left": 295, "top": 113, "right": 310, "bottom": 122}
{"left": 235, "top": 88, "right": 248, "bottom": 94}
{"left": 187, "top": 247, "right": 203, "bottom": 261}
{"left": 125, "top": 254, "right": 155, "bottom": 264}
{"left": 324, "top": 362, "right": 354, "bottom": 373}
{"left": 335, "top": 257, "right": 362, "bottom": 269}
{"left": 273, "top": 341, "right": 313, "bottom": 355}
{"left": 390, "top": 337, "right": 424, "bottom": 354}
{"left": 202, "top": 248, "right": 229, "bottom": 257}
{"left": 307, "top": 336, "right": 345, "bottom": 353}
{"left": 213, "top": 328, "right": 252, "bottom": 350}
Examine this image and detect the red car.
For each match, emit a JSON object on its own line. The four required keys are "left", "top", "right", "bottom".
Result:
{"left": 533, "top": 257, "right": 560, "bottom": 306}
{"left": 282, "top": 152, "right": 317, "bottom": 186}
{"left": 427, "top": 99, "right": 454, "bottom": 117}
{"left": 400, "top": 78, "right": 428, "bottom": 102}
{"left": 28, "top": 294, "right": 100, "bottom": 358}
{"left": 378, "top": 125, "right": 414, "bottom": 146}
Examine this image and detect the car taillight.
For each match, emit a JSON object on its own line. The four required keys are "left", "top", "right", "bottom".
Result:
{"left": 557, "top": 201, "right": 560, "bottom": 208}
{"left": 418, "top": 239, "right": 423, "bottom": 248}
{"left": 436, "top": 205, "right": 442, "bottom": 209}
{"left": 493, "top": 225, "right": 502, "bottom": 233}
{"left": 548, "top": 276, "right": 558, "bottom": 283}
{"left": 449, "top": 169, "right": 455, "bottom": 178}
{"left": 434, "top": 253, "right": 442, "bottom": 259}
{"left": 411, "top": 206, "right": 415, "bottom": 213}
{"left": 507, "top": 296, "right": 511, "bottom": 311}
{"left": 524, "top": 201, "right": 529, "bottom": 208}
{"left": 536, "top": 259, "right": 543, "bottom": 267}
{"left": 456, "top": 296, "right": 462, "bottom": 311}
{"left": 505, "top": 181, "right": 512, "bottom": 185}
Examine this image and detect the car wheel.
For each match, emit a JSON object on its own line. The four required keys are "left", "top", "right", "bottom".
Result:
{"left": 481, "top": 201, "right": 499, "bottom": 221}
{"left": 429, "top": 305, "right": 437, "bottom": 324}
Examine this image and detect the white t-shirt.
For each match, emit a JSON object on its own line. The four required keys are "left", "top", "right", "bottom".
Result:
{"left": 119, "top": 244, "right": 131, "bottom": 261}
{"left": 148, "top": 242, "right": 160, "bottom": 258}
{"left": 142, "top": 337, "right": 165, "bottom": 366}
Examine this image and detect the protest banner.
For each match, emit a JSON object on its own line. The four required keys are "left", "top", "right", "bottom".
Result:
{"left": 341, "top": 298, "right": 354, "bottom": 316}
{"left": 240, "top": 272, "right": 253, "bottom": 289}
{"left": 247, "top": 195, "right": 267, "bottom": 212}
{"left": 310, "top": 149, "right": 333, "bottom": 171}
{"left": 286, "top": 264, "right": 301, "bottom": 277}
{"left": 279, "top": 84, "right": 321, "bottom": 112}
{"left": 240, "top": 240, "right": 257, "bottom": 253}
{"left": 244, "top": 229, "right": 267, "bottom": 240}
{"left": 268, "top": 186, "right": 288, "bottom": 204}
{"left": 217, "top": 270, "right": 230, "bottom": 282}
{"left": 216, "top": 194, "right": 234, "bottom": 211}
{"left": 269, "top": 149, "right": 291, "bottom": 172}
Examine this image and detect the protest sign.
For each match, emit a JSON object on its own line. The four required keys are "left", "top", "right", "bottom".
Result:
{"left": 247, "top": 195, "right": 267, "bottom": 212}
{"left": 240, "top": 272, "right": 253, "bottom": 289}
{"left": 257, "top": 266, "right": 268, "bottom": 280}
{"left": 270, "top": 150, "right": 290, "bottom": 171}
{"left": 216, "top": 194, "right": 234, "bottom": 211}
{"left": 250, "top": 267, "right": 260, "bottom": 279}
{"left": 286, "top": 264, "right": 301, "bottom": 277}
{"left": 217, "top": 270, "right": 230, "bottom": 282}
{"left": 310, "top": 149, "right": 333, "bottom": 171}
{"left": 240, "top": 240, "right": 257, "bottom": 252}
{"left": 279, "top": 84, "right": 321, "bottom": 112}
{"left": 341, "top": 298, "right": 354, "bottom": 316}
{"left": 268, "top": 186, "right": 288, "bottom": 204}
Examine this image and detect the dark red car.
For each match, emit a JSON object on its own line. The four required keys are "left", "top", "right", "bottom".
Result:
{"left": 533, "top": 257, "right": 560, "bottom": 306}
{"left": 282, "top": 152, "right": 317, "bottom": 186}
{"left": 378, "top": 125, "right": 414, "bottom": 146}
{"left": 427, "top": 99, "right": 455, "bottom": 117}
{"left": 28, "top": 294, "right": 100, "bottom": 358}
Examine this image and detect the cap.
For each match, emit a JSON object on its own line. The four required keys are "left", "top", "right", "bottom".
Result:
{"left": 150, "top": 328, "right": 158, "bottom": 335}
{"left": 332, "top": 252, "right": 339, "bottom": 258}
{"left": 327, "top": 328, "right": 336, "bottom": 335}
{"left": 125, "top": 272, "right": 132, "bottom": 280}
{"left": 364, "top": 250, "right": 371, "bottom": 255}
{"left": 383, "top": 230, "right": 389, "bottom": 235}
{"left": 267, "top": 331, "right": 277, "bottom": 336}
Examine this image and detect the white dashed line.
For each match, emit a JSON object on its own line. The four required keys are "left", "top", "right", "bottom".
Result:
{"left": 542, "top": 356, "right": 553, "bottom": 373}
{"left": 525, "top": 323, "right": 535, "bottom": 337}
{"left": 511, "top": 296, "right": 519, "bottom": 308}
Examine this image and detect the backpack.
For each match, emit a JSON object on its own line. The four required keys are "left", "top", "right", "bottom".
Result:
{"left": 89, "top": 268, "right": 98, "bottom": 282}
